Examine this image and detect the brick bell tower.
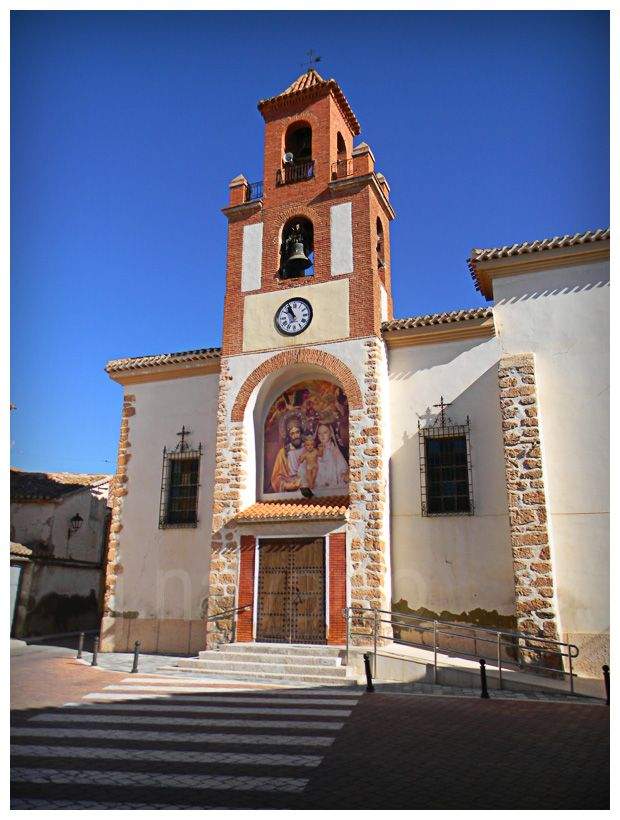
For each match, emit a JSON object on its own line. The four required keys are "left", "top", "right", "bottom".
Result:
{"left": 206, "top": 69, "right": 395, "bottom": 649}
{"left": 221, "top": 67, "right": 395, "bottom": 356}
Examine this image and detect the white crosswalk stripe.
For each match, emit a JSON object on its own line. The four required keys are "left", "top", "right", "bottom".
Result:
{"left": 11, "top": 744, "right": 323, "bottom": 767}
{"left": 56, "top": 702, "right": 352, "bottom": 717}
{"left": 31, "top": 712, "right": 344, "bottom": 730}
{"left": 11, "top": 677, "right": 362, "bottom": 807}
{"left": 11, "top": 726, "right": 336, "bottom": 746}
{"left": 81, "top": 692, "right": 359, "bottom": 705}
{"left": 11, "top": 768, "right": 309, "bottom": 793}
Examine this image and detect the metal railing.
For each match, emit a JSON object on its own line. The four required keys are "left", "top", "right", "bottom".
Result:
{"left": 276, "top": 159, "right": 315, "bottom": 186}
{"left": 245, "top": 180, "right": 263, "bottom": 202}
{"left": 344, "top": 606, "right": 579, "bottom": 693}
{"left": 331, "top": 158, "right": 353, "bottom": 180}
{"left": 206, "top": 604, "right": 252, "bottom": 646}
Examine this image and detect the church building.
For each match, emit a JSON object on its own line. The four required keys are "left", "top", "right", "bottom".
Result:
{"left": 100, "top": 69, "right": 609, "bottom": 679}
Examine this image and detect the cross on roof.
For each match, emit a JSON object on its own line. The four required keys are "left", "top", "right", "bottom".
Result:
{"left": 433, "top": 396, "right": 452, "bottom": 428}
{"left": 176, "top": 425, "right": 191, "bottom": 451}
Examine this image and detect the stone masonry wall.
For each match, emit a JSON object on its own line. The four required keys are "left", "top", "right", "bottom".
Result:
{"left": 348, "top": 338, "right": 391, "bottom": 642}
{"left": 100, "top": 392, "right": 135, "bottom": 651}
{"left": 498, "top": 354, "right": 560, "bottom": 642}
{"left": 206, "top": 358, "right": 245, "bottom": 646}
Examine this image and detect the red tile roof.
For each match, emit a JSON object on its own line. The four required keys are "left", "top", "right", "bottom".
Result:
{"left": 258, "top": 70, "right": 361, "bottom": 136}
{"left": 236, "top": 496, "right": 349, "bottom": 523}
{"left": 468, "top": 228, "right": 610, "bottom": 294}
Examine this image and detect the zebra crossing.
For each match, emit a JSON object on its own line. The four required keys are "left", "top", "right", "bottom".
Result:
{"left": 11, "top": 674, "right": 363, "bottom": 809}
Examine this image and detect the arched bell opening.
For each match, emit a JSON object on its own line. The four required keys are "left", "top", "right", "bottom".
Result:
{"left": 277, "top": 121, "right": 315, "bottom": 187}
{"left": 279, "top": 216, "right": 314, "bottom": 279}
{"left": 376, "top": 216, "right": 386, "bottom": 281}
{"left": 285, "top": 121, "right": 312, "bottom": 162}
{"left": 251, "top": 366, "right": 351, "bottom": 501}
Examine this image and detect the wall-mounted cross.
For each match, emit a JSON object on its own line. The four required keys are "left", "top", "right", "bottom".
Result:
{"left": 176, "top": 425, "right": 191, "bottom": 451}
{"left": 433, "top": 396, "right": 451, "bottom": 428}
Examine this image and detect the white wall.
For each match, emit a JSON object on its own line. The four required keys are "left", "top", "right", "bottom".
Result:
{"left": 116, "top": 373, "right": 220, "bottom": 621}
{"left": 330, "top": 202, "right": 353, "bottom": 275}
{"left": 387, "top": 335, "right": 516, "bottom": 621}
{"left": 11, "top": 489, "right": 108, "bottom": 564}
{"left": 241, "top": 223, "right": 263, "bottom": 292}
{"left": 492, "top": 260, "right": 610, "bottom": 640}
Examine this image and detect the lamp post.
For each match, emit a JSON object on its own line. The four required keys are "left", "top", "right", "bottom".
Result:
{"left": 68, "top": 512, "right": 83, "bottom": 540}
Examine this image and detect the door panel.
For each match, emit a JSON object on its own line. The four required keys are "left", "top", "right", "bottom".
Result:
{"left": 256, "top": 539, "right": 325, "bottom": 644}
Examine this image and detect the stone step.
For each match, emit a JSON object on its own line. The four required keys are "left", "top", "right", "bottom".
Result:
{"left": 168, "top": 664, "right": 355, "bottom": 686}
{"left": 212, "top": 643, "right": 344, "bottom": 657}
{"left": 196, "top": 651, "right": 342, "bottom": 667}
{"left": 177, "top": 658, "right": 348, "bottom": 677}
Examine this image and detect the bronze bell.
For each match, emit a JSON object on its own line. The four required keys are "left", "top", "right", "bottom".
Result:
{"left": 283, "top": 241, "right": 312, "bottom": 277}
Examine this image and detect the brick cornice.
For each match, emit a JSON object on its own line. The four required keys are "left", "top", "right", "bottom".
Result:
{"left": 230, "top": 348, "right": 364, "bottom": 422}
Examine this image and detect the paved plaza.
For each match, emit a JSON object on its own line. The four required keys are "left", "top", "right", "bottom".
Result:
{"left": 11, "top": 644, "right": 609, "bottom": 810}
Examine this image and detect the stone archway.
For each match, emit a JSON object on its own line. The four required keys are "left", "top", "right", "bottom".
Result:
{"left": 231, "top": 348, "right": 363, "bottom": 423}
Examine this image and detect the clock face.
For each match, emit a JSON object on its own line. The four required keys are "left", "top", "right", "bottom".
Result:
{"left": 275, "top": 298, "right": 313, "bottom": 336}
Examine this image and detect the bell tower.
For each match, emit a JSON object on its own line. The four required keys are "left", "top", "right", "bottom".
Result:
{"left": 220, "top": 68, "right": 395, "bottom": 357}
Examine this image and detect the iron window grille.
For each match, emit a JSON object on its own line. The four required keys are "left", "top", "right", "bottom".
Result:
{"left": 418, "top": 400, "right": 474, "bottom": 516}
{"left": 159, "top": 428, "right": 202, "bottom": 529}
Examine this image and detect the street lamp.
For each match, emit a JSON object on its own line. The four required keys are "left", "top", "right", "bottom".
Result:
{"left": 68, "top": 512, "right": 83, "bottom": 539}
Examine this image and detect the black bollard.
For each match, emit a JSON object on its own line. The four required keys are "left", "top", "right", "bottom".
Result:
{"left": 603, "top": 664, "right": 610, "bottom": 706}
{"left": 131, "top": 640, "right": 141, "bottom": 674}
{"left": 91, "top": 636, "right": 99, "bottom": 667}
{"left": 77, "top": 632, "right": 85, "bottom": 660}
{"left": 479, "top": 658, "right": 490, "bottom": 699}
{"left": 363, "top": 652, "right": 375, "bottom": 693}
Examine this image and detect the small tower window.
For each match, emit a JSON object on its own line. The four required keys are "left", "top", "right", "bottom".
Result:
{"left": 376, "top": 218, "right": 386, "bottom": 273}
{"left": 277, "top": 123, "right": 314, "bottom": 186}
{"left": 333, "top": 132, "right": 349, "bottom": 180}
{"left": 279, "top": 217, "right": 314, "bottom": 279}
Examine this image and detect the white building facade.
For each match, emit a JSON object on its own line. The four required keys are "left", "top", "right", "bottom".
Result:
{"left": 100, "top": 70, "right": 609, "bottom": 677}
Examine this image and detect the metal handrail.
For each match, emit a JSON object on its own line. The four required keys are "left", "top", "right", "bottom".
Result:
{"left": 344, "top": 605, "right": 579, "bottom": 693}
{"left": 206, "top": 604, "right": 252, "bottom": 646}
{"left": 206, "top": 604, "right": 251, "bottom": 622}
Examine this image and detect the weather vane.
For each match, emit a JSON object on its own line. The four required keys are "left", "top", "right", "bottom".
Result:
{"left": 302, "top": 49, "right": 322, "bottom": 71}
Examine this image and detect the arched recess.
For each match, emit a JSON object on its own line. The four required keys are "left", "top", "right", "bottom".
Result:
{"left": 231, "top": 349, "right": 363, "bottom": 423}
{"left": 255, "top": 366, "right": 351, "bottom": 497}
{"left": 284, "top": 121, "right": 312, "bottom": 162}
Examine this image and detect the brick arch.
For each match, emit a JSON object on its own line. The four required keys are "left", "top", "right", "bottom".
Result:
{"left": 231, "top": 348, "right": 363, "bottom": 422}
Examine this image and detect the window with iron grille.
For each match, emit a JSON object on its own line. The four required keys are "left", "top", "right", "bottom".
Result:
{"left": 159, "top": 434, "right": 202, "bottom": 528}
{"left": 418, "top": 408, "right": 473, "bottom": 516}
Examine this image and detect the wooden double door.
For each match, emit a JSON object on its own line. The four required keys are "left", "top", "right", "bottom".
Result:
{"left": 256, "top": 538, "right": 326, "bottom": 645}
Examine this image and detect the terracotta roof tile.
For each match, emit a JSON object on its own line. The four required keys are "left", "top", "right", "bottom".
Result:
{"left": 468, "top": 228, "right": 610, "bottom": 294}
{"left": 106, "top": 348, "right": 221, "bottom": 374}
{"left": 236, "top": 496, "right": 349, "bottom": 523}
{"left": 10, "top": 469, "right": 112, "bottom": 502}
{"left": 258, "top": 70, "right": 361, "bottom": 136}
{"left": 382, "top": 307, "right": 492, "bottom": 333}
{"left": 10, "top": 541, "right": 32, "bottom": 558}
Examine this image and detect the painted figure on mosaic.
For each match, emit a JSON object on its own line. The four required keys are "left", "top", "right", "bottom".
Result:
{"left": 264, "top": 380, "right": 349, "bottom": 495}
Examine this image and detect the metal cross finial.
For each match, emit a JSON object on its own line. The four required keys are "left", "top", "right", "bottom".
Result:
{"left": 176, "top": 425, "right": 191, "bottom": 451}
{"left": 433, "top": 396, "right": 452, "bottom": 428}
{"left": 303, "top": 49, "right": 322, "bottom": 71}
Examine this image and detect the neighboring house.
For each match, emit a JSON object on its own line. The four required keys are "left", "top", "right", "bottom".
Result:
{"left": 10, "top": 469, "right": 112, "bottom": 637}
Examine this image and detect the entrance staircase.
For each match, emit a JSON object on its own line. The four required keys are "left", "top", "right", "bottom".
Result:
{"left": 164, "top": 643, "right": 353, "bottom": 687}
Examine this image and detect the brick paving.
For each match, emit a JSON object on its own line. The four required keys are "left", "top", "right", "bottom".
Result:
{"left": 11, "top": 646, "right": 609, "bottom": 810}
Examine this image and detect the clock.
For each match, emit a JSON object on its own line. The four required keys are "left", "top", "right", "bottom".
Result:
{"left": 274, "top": 297, "right": 313, "bottom": 336}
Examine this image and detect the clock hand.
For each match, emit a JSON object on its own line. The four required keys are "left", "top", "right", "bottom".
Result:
{"left": 287, "top": 305, "right": 295, "bottom": 319}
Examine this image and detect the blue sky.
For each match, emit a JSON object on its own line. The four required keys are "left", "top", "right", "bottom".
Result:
{"left": 10, "top": 11, "right": 609, "bottom": 474}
